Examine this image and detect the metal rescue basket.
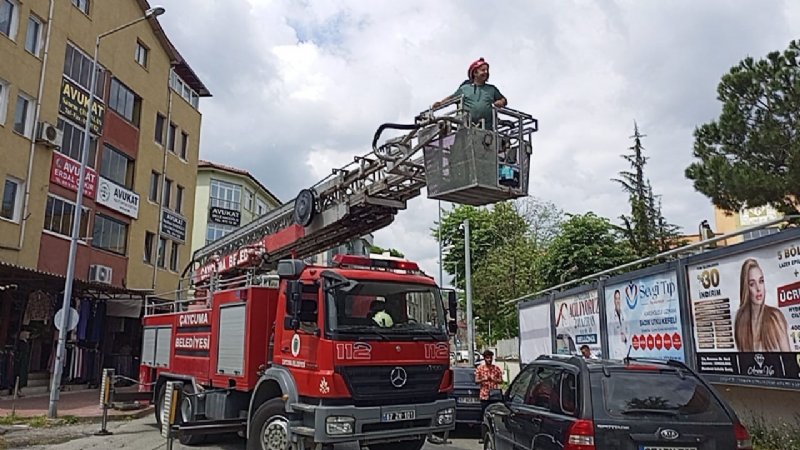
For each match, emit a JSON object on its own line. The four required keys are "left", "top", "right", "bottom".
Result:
{"left": 421, "top": 98, "right": 538, "bottom": 206}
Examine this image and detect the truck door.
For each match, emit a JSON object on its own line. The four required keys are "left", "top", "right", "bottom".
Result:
{"left": 279, "top": 281, "right": 320, "bottom": 369}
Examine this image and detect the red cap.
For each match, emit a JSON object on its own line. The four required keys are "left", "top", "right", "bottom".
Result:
{"left": 468, "top": 57, "right": 489, "bottom": 80}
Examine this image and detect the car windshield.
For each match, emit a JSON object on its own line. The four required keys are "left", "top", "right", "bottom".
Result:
{"left": 597, "top": 370, "right": 729, "bottom": 421}
{"left": 326, "top": 280, "right": 447, "bottom": 338}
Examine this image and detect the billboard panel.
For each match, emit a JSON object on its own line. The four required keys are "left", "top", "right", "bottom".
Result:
{"left": 554, "top": 290, "right": 600, "bottom": 357}
{"left": 604, "top": 271, "right": 685, "bottom": 361}
{"left": 519, "top": 301, "right": 551, "bottom": 364}
{"left": 687, "top": 240, "right": 800, "bottom": 388}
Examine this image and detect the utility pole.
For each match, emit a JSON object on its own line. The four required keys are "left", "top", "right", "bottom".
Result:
{"left": 464, "top": 219, "right": 475, "bottom": 363}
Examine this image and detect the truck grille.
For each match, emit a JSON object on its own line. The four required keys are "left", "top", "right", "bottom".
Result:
{"left": 336, "top": 365, "right": 446, "bottom": 406}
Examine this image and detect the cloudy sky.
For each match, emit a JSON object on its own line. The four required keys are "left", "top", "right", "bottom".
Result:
{"left": 154, "top": 0, "right": 800, "bottom": 284}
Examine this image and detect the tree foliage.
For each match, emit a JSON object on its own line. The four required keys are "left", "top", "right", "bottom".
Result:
{"left": 685, "top": 40, "right": 800, "bottom": 215}
{"left": 613, "top": 123, "right": 681, "bottom": 257}
{"left": 368, "top": 244, "right": 404, "bottom": 258}
{"left": 538, "top": 212, "right": 634, "bottom": 288}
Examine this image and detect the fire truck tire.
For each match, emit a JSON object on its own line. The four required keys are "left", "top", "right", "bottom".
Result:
{"left": 367, "top": 438, "right": 425, "bottom": 450}
{"left": 178, "top": 384, "right": 206, "bottom": 445}
{"left": 154, "top": 383, "right": 166, "bottom": 427}
{"left": 247, "top": 397, "right": 292, "bottom": 450}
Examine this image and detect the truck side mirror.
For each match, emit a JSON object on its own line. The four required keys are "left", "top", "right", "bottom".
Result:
{"left": 447, "top": 290, "right": 458, "bottom": 319}
{"left": 448, "top": 320, "right": 458, "bottom": 335}
{"left": 285, "top": 280, "right": 302, "bottom": 330}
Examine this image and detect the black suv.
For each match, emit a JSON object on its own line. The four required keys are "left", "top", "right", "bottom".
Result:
{"left": 482, "top": 355, "right": 753, "bottom": 450}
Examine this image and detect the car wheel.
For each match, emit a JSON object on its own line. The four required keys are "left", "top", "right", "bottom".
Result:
{"left": 177, "top": 384, "right": 206, "bottom": 445}
{"left": 154, "top": 383, "right": 165, "bottom": 428}
{"left": 247, "top": 398, "right": 292, "bottom": 450}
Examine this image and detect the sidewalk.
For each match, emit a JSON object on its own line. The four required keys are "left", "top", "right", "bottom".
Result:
{"left": 0, "top": 386, "right": 153, "bottom": 420}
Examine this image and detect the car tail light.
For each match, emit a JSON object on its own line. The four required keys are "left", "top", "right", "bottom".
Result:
{"left": 734, "top": 422, "right": 753, "bottom": 450}
{"left": 565, "top": 419, "right": 595, "bottom": 450}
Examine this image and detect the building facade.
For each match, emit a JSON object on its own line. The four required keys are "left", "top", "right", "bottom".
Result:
{"left": 191, "top": 160, "right": 281, "bottom": 256}
{"left": 0, "top": 0, "right": 209, "bottom": 390}
{"left": 714, "top": 204, "right": 784, "bottom": 243}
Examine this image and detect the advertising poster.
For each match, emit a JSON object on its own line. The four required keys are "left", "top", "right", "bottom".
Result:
{"left": 604, "top": 271, "right": 685, "bottom": 361}
{"left": 554, "top": 290, "right": 600, "bottom": 357}
{"left": 519, "top": 301, "right": 552, "bottom": 364}
{"left": 688, "top": 240, "right": 800, "bottom": 388}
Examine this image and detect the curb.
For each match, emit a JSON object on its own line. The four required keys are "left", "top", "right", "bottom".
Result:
{"left": 71, "top": 405, "right": 155, "bottom": 424}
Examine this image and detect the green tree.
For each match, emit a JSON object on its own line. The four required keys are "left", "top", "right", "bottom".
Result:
{"left": 685, "top": 40, "right": 800, "bottom": 215}
{"left": 538, "top": 212, "right": 634, "bottom": 288}
{"left": 614, "top": 123, "right": 681, "bottom": 257}
{"left": 433, "top": 202, "right": 527, "bottom": 290}
{"left": 368, "top": 244, "right": 404, "bottom": 258}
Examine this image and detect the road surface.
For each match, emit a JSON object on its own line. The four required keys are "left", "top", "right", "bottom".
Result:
{"left": 25, "top": 416, "right": 482, "bottom": 450}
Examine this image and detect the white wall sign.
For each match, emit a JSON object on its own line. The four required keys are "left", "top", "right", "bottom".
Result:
{"left": 97, "top": 177, "right": 139, "bottom": 218}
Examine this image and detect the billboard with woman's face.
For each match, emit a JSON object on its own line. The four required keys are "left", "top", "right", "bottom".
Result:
{"left": 604, "top": 271, "right": 685, "bottom": 361}
{"left": 687, "top": 240, "right": 800, "bottom": 388}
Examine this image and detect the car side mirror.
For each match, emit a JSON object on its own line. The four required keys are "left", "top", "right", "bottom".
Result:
{"left": 285, "top": 280, "right": 302, "bottom": 330}
{"left": 441, "top": 289, "right": 458, "bottom": 319}
{"left": 488, "top": 388, "right": 504, "bottom": 403}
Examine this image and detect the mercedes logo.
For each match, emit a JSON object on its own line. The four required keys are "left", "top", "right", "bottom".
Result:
{"left": 660, "top": 428, "right": 679, "bottom": 440}
{"left": 390, "top": 367, "right": 407, "bottom": 388}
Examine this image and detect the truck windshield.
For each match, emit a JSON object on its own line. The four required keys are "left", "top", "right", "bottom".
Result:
{"left": 326, "top": 280, "right": 447, "bottom": 339}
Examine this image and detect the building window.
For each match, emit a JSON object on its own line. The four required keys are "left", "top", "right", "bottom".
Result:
{"left": 180, "top": 131, "right": 188, "bottom": 159}
{"left": 167, "top": 122, "right": 176, "bottom": 152}
{"left": 63, "top": 43, "right": 104, "bottom": 98}
{"left": 0, "top": 0, "right": 19, "bottom": 39}
{"left": 169, "top": 70, "right": 200, "bottom": 109}
{"left": 71, "top": 0, "right": 89, "bottom": 14}
{"left": 144, "top": 231, "right": 154, "bottom": 264}
{"left": 206, "top": 222, "right": 235, "bottom": 244}
{"left": 44, "top": 195, "right": 90, "bottom": 238}
{"left": 210, "top": 179, "right": 241, "bottom": 210}
{"left": 100, "top": 144, "right": 134, "bottom": 188}
{"left": 154, "top": 113, "right": 165, "bottom": 144}
{"left": 1, "top": 177, "right": 22, "bottom": 222}
{"left": 149, "top": 171, "right": 160, "bottom": 202}
{"left": 163, "top": 178, "right": 172, "bottom": 209}
{"left": 742, "top": 228, "right": 780, "bottom": 241}
{"left": 169, "top": 242, "right": 179, "bottom": 271}
{"left": 135, "top": 41, "right": 148, "bottom": 67}
{"left": 109, "top": 77, "right": 140, "bottom": 125}
{"left": 0, "top": 79, "right": 8, "bottom": 125}
{"left": 245, "top": 190, "right": 253, "bottom": 211}
{"left": 175, "top": 185, "right": 184, "bottom": 214}
{"left": 256, "top": 199, "right": 267, "bottom": 215}
{"left": 92, "top": 214, "right": 127, "bottom": 254}
{"left": 13, "top": 92, "right": 33, "bottom": 137}
{"left": 157, "top": 237, "right": 167, "bottom": 268}
{"left": 25, "top": 15, "right": 43, "bottom": 56}
{"left": 57, "top": 118, "right": 98, "bottom": 168}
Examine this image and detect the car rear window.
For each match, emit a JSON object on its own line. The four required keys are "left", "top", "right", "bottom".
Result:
{"left": 454, "top": 369, "right": 476, "bottom": 384}
{"left": 595, "top": 369, "right": 730, "bottom": 422}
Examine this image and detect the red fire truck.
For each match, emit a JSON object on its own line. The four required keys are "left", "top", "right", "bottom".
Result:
{"left": 138, "top": 102, "right": 538, "bottom": 450}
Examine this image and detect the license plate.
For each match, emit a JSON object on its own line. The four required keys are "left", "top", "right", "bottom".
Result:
{"left": 382, "top": 410, "right": 415, "bottom": 422}
{"left": 640, "top": 446, "right": 697, "bottom": 450}
{"left": 458, "top": 397, "right": 480, "bottom": 404}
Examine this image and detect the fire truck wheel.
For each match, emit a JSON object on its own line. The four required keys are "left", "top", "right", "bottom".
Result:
{"left": 248, "top": 397, "right": 292, "bottom": 450}
{"left": 178, "top": 384, "right": 206, "bottom": 445}
{"left": 367, "top": 438, "right": 425, "bottom": 450}
{"left": 154, "top": 383, "right": 166, "bottom": 427}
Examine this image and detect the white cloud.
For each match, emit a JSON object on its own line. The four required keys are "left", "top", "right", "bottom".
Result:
{"left": 154, "top": 0, "right": 800, "bottom": 283}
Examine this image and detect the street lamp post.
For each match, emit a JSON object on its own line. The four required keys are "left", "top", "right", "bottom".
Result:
{"left": 464, "top": 219, "right": 475, "bottom": 363}
{"left": 47, "top": 6, "right": 166, "bottom": 419}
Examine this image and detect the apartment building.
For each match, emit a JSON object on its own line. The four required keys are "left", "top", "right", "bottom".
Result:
{"left": 0, "top": 0, "right": 209, "bottom": 388}
{"left": 190, "top": 160, "right": 281, "bottom": 256}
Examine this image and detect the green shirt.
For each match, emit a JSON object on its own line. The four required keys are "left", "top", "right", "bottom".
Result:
{"left": 453, "top": 83, "right": 504, "bottom": 130}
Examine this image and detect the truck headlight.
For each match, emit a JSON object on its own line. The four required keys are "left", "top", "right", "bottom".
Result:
{"left": 326, "top": 416, "right": 355, "bottom": 435}
{"left": 436, "top": 408, "right": 454, "bottom": 425}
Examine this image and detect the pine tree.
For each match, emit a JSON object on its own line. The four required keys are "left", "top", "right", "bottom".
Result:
{"left": 613, "top": 122, "right": 681, "bottom": 257}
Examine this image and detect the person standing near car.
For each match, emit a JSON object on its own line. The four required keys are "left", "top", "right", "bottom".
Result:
{"left": 475, "top": 350, "right": 503, "bottom": 415}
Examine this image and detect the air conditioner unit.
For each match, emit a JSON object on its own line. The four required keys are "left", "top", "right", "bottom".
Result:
{"left": 88, "top": 264, "right": 113, "bottom": 284}
{"left": 36, "top": 121, "right": 63, "bottom": 148}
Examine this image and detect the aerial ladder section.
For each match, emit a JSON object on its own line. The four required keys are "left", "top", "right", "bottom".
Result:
{"left": 188, "top": 99, "right": 538, "bottom": 285}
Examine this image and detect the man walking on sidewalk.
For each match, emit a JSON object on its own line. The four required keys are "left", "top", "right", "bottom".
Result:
{"left": 475, "top": 349, "right": 503, "bottom": 443}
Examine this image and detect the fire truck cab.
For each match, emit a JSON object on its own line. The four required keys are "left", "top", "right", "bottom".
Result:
{"left": 140, "top": 254, "right": 458, "bottom": 450}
